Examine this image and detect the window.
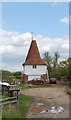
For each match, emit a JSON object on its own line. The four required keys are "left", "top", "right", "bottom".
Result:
{"left": 33, "top": 65, "right": 37, "bottom": 69}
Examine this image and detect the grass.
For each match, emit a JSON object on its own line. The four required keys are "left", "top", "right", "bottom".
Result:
{"left": 2, "top": 94, "right": 31, "bottom": 119}
{"left": 18, "top": 83, "right": 51, "bottom": 90}
{"left": 2, "top": 91, "right": 9, "bottom": 99}
{"left": 2, "top": 83, "right": 50, "bottom": 119}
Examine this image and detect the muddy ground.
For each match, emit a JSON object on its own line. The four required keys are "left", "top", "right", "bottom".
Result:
{"left": 21, "top": 85, "right": 69, "bottom": 118}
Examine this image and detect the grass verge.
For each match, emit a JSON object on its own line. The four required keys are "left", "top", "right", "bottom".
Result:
{"left": 2, "top": 94, "right": 31, "bottom": 119}
{"left": 19, "top": 83, "right": 51, "bottom": 90}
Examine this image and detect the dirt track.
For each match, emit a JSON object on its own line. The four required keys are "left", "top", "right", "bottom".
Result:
{"left": 21, "top": 85, "right": 69, "bottom": 118}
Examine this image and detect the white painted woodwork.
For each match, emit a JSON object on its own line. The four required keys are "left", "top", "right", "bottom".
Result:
{"left": 23, "top": 65, "right": 47, "bottom": 81}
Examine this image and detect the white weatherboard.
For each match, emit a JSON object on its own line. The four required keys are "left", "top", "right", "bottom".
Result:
{"left": 24, "top": 65, "right": 47, "bottom": 75}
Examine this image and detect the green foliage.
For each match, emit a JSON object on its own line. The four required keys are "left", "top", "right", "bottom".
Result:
{"left": 13, "top": 71, "right": 22, "bottom": 79}
{"left": 44, "top": 52, "right": 52, "bottom": 78}
{"left": 43, "top": 51, "right": 70, "bottom": 80}
{"left": 53, "top": 51, "right": 60, "bottom": 70}
{"left": 2, "top": 91, "right": 9, "bottom": 99}
{"left": 50, "top": 67, "right": 61, "bottom": 79}
{"left": 19, "top": 84, "right": 50, "bottom": 90}
{"left": 2, "top": 70, "right": 12, "bottom": 80}
{"left": 0, "top": 70, "right": 23, "bottom": 84}
{"left": 59, "top": 59, "right": 69, "bottom": 79}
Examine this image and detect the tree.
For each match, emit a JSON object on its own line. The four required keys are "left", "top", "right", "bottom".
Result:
{"left": 53, "top": 52, "right": 60, "bottom": 70}
{"left": 43, "top": 51, "right": 70, "bottom": 80}
{"left": 44, "top": 52, "right": 52, "bottom": 78}
{"left": 13, "top": 71, "right": 22, "bottom": 79}
{"left": 0, "top": 70, "right": 13, "bottom": 83}
{"left": 2, "top": 70, "right": 12, "bottom": 80}
{"left": 59, "top": 58, "right": 69, "bottom": 80}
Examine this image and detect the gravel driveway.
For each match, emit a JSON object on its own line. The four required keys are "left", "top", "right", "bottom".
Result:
{"left": 21, "top": 86, "right": 69, "bottom": 118}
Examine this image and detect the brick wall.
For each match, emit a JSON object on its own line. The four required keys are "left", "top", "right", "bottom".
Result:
{"left": 23, "top": 74, "right": 28, "bottom": 81}
{"left": 41, "top": 74, "right": 47, "bottom": 81}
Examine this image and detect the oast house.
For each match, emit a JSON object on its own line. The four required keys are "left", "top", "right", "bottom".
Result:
{"left": 22, "top": 40, "right": 48, "bottom": 82}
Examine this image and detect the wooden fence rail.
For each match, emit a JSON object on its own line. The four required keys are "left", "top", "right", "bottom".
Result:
{"left": 0, "top": 96, "right": 17, "bottom": 102}
{"left": 0, "top": 96, "right": 20, "bottom": 111}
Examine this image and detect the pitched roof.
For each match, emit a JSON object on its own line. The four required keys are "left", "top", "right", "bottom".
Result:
{"left": 23, "top": 40, "right": 46, "bottom": 65}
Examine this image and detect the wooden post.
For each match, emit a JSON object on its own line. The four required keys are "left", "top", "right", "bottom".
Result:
{"left": 17, "top": 94, "right": 20, "bottom": 111}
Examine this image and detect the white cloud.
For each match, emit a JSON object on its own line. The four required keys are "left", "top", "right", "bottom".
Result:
{"left": 61, "top": 44, "right": 69, "bottom": 49}
{"left": 41, "top": 46, "right": 50, "bottom": 51}
{"left": 60, "top": 16, "right": 71, "bottom": 24}
{"left": 0, "top": 29, "right": 31, "bottom": 46}
{"left": 0, "top": 29, "right": 69, "bottom": 71}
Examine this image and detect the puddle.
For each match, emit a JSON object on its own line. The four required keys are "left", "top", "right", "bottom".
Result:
{"left": 37, "top": 103, "right": 44, "bottom": 106}
{"left": 40, "top": 106, "right": 64, "bottom": 114}
{"left": 48, "top": 97, "right": 53, "bottom": 99}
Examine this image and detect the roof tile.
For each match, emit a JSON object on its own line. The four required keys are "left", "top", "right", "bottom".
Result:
{"left": 23, "top": 40, "right": 46, "bottom": 65}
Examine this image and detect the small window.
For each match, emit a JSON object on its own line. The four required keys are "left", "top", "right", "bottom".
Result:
{"left": 33, "top": 65, "right": 37, "bottom": 69}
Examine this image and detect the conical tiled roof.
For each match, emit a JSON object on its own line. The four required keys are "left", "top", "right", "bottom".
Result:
{"left": 23, "top": 40, "right": 46, "bottom": 65}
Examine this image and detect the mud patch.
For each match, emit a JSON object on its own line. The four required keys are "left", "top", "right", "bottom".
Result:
{"left": 30, "top": 106, "right": 43, "bottom": 115}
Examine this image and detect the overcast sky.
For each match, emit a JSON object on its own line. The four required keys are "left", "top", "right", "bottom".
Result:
{"left": 1, "top": 2, "right": 70, "bottom": 72}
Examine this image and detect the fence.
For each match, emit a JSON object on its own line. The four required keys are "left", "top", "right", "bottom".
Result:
{"left": 0, "top": 96, "right": 20, "bottom": 111}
